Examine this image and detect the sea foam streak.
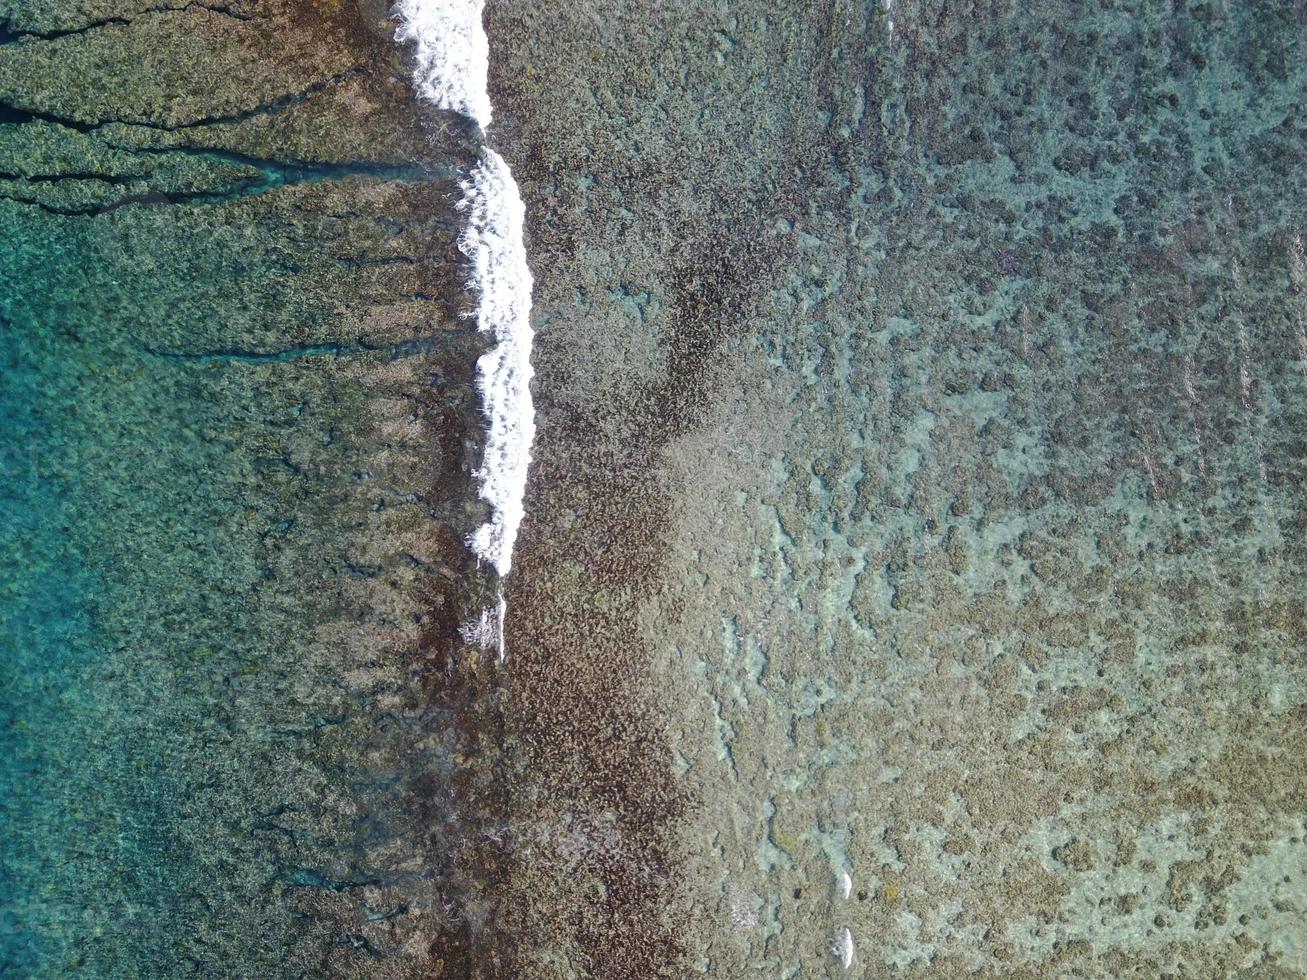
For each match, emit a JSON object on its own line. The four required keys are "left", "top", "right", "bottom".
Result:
{"left": 459, "top": 149, "right": 535, "bottom": 579}
{"left": 395, "top": 0, "right": 534, "bottom": 659}
{"left": 394, "top": 0, "right": 492, "bottom": 129}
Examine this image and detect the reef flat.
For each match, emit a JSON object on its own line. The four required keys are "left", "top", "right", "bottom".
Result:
{"left": 485, "top": 1, "right": 1307, "bottom": 976}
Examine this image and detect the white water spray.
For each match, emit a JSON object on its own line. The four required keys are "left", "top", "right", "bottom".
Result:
{"left": 396, "top": 0, "right": 534, "bottom": 661}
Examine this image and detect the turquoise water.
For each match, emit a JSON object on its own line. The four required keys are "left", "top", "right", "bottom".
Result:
{"left": 0, "top": 1, "right": 493, "bottom": 972}
{"left": 0, "top": 171, "right": 473, "bottom": 973}
{"left": 4, "top": 0, "right": 1307, "bottom": 977}
{"left": 1, "top": 253, "right": 100, "bottom": 974}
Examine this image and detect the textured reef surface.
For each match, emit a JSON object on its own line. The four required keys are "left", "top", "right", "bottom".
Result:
{"left": 0, "top": 2, "right": 503, "bottom": 975}
{"left": 485, "top": 0, "right": 1307, "bottom": 976}
{"left": 2, "top": 1, "right": 1306, "bottom": 978}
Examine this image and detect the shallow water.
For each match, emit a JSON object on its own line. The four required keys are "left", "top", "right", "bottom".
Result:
{"left": 0, "top": 5, "right": 488, "bottom": 971}
{"left": 489, "top": 0, "right": 1307, "bottom": 975}
{"left": 2, "top": 1, "right": 1307, "bottom": 977}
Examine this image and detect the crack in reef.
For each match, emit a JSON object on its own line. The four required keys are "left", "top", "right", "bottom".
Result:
{"left": 0, "top": 3, "right": 258, "bottom": 44}
{"left": 0, "top": 149, "right": 456, "bottom": 216}
{"left": 0, "top": 67, "right": 362, "bottom": 133}
{"left": 139, "top": 335, "right": 449, "bottom": 365}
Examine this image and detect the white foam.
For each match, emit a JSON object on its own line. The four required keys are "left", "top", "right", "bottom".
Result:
{"left": 458, "top": 147, "right": 535, "bottom": 578}
{"left": 832, "top": 927, "right": 855, "bottom": 969}
{"left": 494, "top": 590, "right": 507, "bottom": 663}
{"left": 394, "top": 1, "right": 535, "bottom": 668}
{"left": 393, "top": 0, "right": 492, "bottom": 129}
{"left": 458, "top": 592, "right": 508, "bottom": 662}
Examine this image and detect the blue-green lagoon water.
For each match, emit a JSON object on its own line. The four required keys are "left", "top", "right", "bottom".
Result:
{"left": 0, "top": 187, "right": 473, "bottom": 975}
{"left": 0, "top": 5, "right": 495, "bottom": 972}
{"left": 3, "top": 0, "right": 1307, "bottom": 978}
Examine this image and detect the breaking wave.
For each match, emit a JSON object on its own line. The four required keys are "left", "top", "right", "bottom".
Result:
{"left": 395, "top": 0, "right": 534, "bottom": 657}
{"left": 458, "top": 148, "right": 535, "bottom": 579}
{"left": 393, "top": 0, "right": 492, "bottom": 129}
